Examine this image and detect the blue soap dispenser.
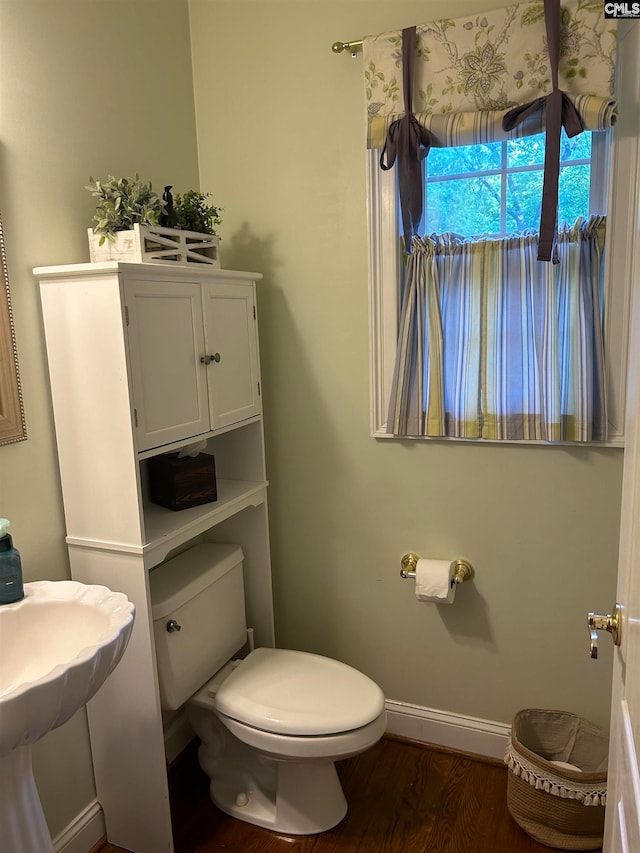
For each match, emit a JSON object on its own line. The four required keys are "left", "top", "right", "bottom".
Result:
{"left": 0, "top": 518, "right": 24, "bottom": 604}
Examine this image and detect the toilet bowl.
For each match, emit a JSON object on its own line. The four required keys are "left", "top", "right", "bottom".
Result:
{"left": 150, "top": 543, "right": 386, "bottom": 835}
{"left": 189, "top": 648, "right": 386, "bottom": 833}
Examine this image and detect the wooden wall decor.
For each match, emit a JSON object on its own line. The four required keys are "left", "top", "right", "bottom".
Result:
{"left": 0, "top": 212, "right": 26, "bottom": 446}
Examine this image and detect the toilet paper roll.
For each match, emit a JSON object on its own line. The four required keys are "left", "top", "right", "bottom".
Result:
{"left": 415, "top": 559, "right": 456, "bottom": 604}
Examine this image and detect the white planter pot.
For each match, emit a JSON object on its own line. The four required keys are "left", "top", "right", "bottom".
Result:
{"left": 88, "top": 224, "right": 220, "bottom": 267}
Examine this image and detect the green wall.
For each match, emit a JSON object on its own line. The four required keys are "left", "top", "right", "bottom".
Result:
{"left": 189, "top": 0, "right": 623, "bottom": 724}
{"left": 0, "top": 0, "right": 199, "bottom": 837}
{"left": 0, "top": 0, "right": 624, "bottom": 842}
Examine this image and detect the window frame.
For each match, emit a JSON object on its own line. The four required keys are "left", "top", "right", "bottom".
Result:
{"left": 367, "top": 127, "right": 631, "bottom": 446}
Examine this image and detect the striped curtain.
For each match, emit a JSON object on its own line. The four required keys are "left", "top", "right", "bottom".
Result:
{"left": 386, "top": 216, "right": 607, "bottom": 442}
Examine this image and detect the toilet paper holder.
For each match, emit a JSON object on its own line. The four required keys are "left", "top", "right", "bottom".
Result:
{"left": 400, "top": 553, "right": 475, "bottom": 584}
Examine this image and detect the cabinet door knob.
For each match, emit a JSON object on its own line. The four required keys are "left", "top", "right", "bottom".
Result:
{"left": 200, "top": 353, "right": 221, "bottom": 365}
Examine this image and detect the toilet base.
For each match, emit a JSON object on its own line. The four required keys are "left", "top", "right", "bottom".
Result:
{"left": 189, "top": 706, "right": 348, "bottom": 834}
{"left": 204, "top": 742, "right": 348, "bottom": 834}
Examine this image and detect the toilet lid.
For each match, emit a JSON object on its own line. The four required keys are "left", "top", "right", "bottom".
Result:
{"left": 214, "top": 648, "right": 385, "bottom": 736}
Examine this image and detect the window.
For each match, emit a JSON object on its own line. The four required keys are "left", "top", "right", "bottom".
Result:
{"left": 368, "top": 127, "right": 630, "bottom": 445}
{"left": 424, "top": 130, "right": 595, "bottom": 239}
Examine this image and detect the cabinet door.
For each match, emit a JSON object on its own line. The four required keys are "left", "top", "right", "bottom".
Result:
{"left": 125, "top": 279, "right": 210, "bottom": 451}
{"left": 202, "top": 282, "right": 261, "bottom": 429}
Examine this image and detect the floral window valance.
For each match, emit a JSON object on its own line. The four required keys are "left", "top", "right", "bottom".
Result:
{"left": 363, "top": 0, "right": 617, "bottom": 262}
{"left": 363, "top": 0, "right": 617, "bottom": 150}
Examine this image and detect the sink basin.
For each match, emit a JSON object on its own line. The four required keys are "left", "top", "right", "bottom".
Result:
{"left": 0, "top": 580, "right": 135, "bottom": 852}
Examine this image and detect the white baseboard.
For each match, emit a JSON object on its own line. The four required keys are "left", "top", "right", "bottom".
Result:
{"left": 385, "top": 699, "right": 511, "bottom": 761}
{"left": 53, "top": 798, "right": 105, "bottom": 853}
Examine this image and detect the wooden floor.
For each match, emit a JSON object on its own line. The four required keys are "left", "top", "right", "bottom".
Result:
{"left": 96, "top": 735, "right": 601, "bottom": 853}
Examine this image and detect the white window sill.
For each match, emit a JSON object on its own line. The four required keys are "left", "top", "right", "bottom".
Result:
{"left": 371, "top": 427, "right": 625, "bottom": 449}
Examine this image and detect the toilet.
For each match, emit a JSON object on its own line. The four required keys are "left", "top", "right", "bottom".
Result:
{"left": 150, "top": 543, "right": 386, "bottom": 835}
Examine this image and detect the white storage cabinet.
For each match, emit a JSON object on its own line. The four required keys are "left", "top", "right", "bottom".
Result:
{"left": 37, "top": 261, "right": 275, "bottom": 853}
{"left": 126, "top": 277, "right": 260, "bottom": 451}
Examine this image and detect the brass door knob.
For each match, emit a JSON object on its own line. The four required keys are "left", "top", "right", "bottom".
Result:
{"left": 587, "top": 604, "right": 621, "bottom": 658}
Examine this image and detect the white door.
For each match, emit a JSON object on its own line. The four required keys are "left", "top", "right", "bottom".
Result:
{"left": 603, "top": 21, "right": 640, "bottom": 852}
{"left": 202, "top": 281, "right": 261, "bottom": 430}
{"left": 125, "top": 278, "right": 210, "bottom": 451}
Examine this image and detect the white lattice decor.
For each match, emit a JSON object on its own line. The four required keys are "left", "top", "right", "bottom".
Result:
{"left": 88, "top": 224, "right": 220, "bottom": 267}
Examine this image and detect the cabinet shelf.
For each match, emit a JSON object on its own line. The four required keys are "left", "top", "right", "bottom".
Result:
{"left": 142, "top": 478, "right": 268, "bottom": 566}
{"left": 64, "top": 479, "right": 268, "bottom": 569}
{"left": 137, "top": 415, "right": 262, "bottom": 461}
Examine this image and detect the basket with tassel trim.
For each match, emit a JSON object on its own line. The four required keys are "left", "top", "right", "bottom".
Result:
{"left": 505, "top": 709, "right": 608, "bottom": 850}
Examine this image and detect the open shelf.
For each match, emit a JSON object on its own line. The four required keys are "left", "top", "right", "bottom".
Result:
{"left": 142, "top": 478, "right": 268, "bottom": 567}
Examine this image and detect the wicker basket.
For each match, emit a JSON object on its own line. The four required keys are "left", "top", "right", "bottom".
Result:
{"left": 505, "top": 709, "right": 608, "bottom": 850}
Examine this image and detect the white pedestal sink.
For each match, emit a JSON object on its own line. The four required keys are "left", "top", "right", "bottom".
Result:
{"left": 0, "top": 580, "right": 135, "bottom": 852}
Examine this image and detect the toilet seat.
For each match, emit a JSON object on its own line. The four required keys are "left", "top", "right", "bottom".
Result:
{"left": 217, "top": 707, "right": 388, "bottom": 761}
{"left": 212, "top": 647, "right": 385, "bottom": 736}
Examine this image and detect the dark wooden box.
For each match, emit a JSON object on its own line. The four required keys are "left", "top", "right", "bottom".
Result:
{"left": 148, "top": 452, "right": 217, "bottom": 512}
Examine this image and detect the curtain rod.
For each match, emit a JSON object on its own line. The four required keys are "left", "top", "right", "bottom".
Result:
{"left": 331, "top": 40, "right": 363, "bottom": 57}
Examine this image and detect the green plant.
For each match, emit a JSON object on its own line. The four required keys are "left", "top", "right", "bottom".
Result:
{"left": 174, "top": 191, "right": 222, "bottom": 236}
{"left": 86, "top": 174, "right": 166, "bottom": 245}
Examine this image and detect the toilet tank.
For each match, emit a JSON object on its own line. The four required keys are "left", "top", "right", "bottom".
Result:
{"left": 150, "top": 543, "right": 247, "bottom": 711}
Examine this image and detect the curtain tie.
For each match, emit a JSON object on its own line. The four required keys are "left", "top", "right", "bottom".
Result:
{"left": 380, "top": 113, "right": 432, "bottom": 249}
{"left": 379, "top": 26, "right": 433, "bottom": 250}
{"left": 502, "top": 0, "right": 585, "bottom": 263}
{"left": 503, "top": 90, "right": 584, "bottom": 263}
